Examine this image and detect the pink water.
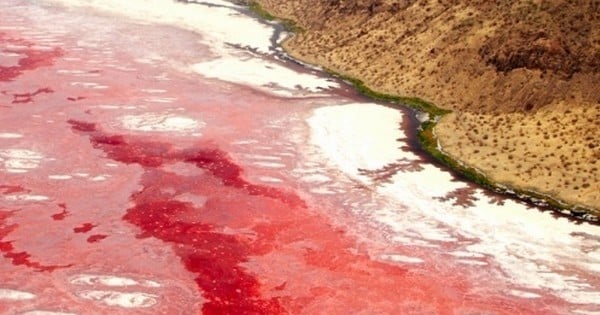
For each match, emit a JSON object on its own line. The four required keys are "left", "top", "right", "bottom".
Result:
{"left": 0, "top": 1, "right": 598, "bottom": 314}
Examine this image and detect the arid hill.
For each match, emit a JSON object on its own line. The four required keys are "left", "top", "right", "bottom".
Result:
{"left": 252, "top": 0, "right": 600, "bottom": 214}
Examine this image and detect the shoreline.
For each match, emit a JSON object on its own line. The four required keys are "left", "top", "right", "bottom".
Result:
{"left": 246, "top": 1, "right": 599, "bottom": 222}
{"left": 330, "top": 71, "right": 599, "bottom": 222}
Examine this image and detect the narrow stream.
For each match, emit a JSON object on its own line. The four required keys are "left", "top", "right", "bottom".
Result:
{"left": 0, "top": 1, "right": 598, "bottom": 314}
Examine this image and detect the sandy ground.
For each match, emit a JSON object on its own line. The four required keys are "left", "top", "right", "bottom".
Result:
{"left": 252, "top": 0, "right": 600, "bottom": 214}
{"left": 437, "top": 104, "right": 600, "bottom": 211}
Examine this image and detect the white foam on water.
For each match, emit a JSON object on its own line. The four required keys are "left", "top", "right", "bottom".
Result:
{"left": 307, "top": 103, "right": 600, "bottom": 306}
{"left": 90, "top": 175, "right": 110, "bottom": 182}
{"left": 252, "top": 161, "right": 286, "bottom": 168}
{"left": 233, "top": 140, "right": 259, "bottom": 145}
{"left": 49, "top": 175, "right": 73, "bottom": 180}
{"left": 134, "top": 57, "right": 162, "bottom": 65}
{"left": 456, "top": 259, "right": 488, "bottom": 266}
{"left": 0, "top": 149, "right": 44, "bottom": 173}
{"left": 243, "top": 154, "right": 282, "bottom": 161}
{"left": 509, "top": 289, "right": 541, "bottom": 299}
{"left": 57, "top": 69, "right": 85, "bottom": 74}
{"left": 309, "top": 187, "right": 337, "bottom": 195}
{"left": 144, "top": 97, "right": 177, "bottom": 103}
{"left": 380, "top": 254, "right": 424, "bottom": 264}
{"left": 584, "top": 262, "right": 600, "bottom": 273}
{"left": 560, "top": 290, "right": 600, "bottom": 305}
{"left": 258, "top": 176, "right": 284, "bottom": 183}
{"left": 5, "top": 169, "right": 29, "bottom": 174}
{"left": 57, "top": 69, "right": 101, "bottom": 77}
{"left": 140, "top": 89, "right": 167, "bottom": 94}
{"left": 448, "top": 251, "right": 485, "bottom": 258}
{"left": 300, "top": 174, "right": 331, "bottom": 183}
{"left": 69, "top": 81, "right": 108, "bottom": 89}
{"left": 0, "top": 52, "right": 22, "bottom": 57}
{"left": 0, "top": 133, "right": 24, "bottom": 139}
{"left": 0, "top": 288, "right": 36, "bottom": 300}
{"left": 5, "top": 194, "right": 50, "bottom": 201}
{"left": 120, "top": 114, "right": 203, "bottom": 133}
{"left": 192, "top": 57, "right": 338, "bottom": 97}
{"left": 96, "top": 105, "right": 140, "bottom": 110}
{"left": 71, "top": 274, "right": 160, "bottom": 288}
{"left": 77, "top": 290, "right": 157, "bottom": 308}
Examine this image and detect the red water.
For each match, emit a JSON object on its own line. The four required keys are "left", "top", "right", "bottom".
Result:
{"left": 0, "top": 2, "right": 582, "bottom": 314}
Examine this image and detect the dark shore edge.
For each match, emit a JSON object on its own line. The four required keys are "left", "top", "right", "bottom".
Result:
{"left": 247, "top": 1, "right": 304, "bottom": 33}
{"left": 246, "top": 2, "right": 599, "bottom": 222}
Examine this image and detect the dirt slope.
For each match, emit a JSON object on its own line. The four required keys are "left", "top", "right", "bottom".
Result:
{"left": 252, "top": 0, "right": 600, "bottom": 213}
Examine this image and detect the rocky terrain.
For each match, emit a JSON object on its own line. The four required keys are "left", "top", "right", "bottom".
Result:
{"left": 252, "top": 0, "right": 600, "bottom": 214}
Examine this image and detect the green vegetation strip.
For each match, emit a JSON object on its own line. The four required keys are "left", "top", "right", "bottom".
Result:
{"left": 246, "top": 1, "right": 598, "bottom": 220}
{"left": 248, "top": 1, "right": 275, "bottom": 20}
{"left": 247, "top": 1, "right": 304, "bottom": 33}
{"left": 326, "top": 71, "right": 451, "bottom": 117}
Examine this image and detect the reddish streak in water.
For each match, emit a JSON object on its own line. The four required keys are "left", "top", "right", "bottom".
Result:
{"left": 0, "top": 245, "right": 72, "bottom": 272}
{"left": 273, "top": 282, "right": 287, "bottom": 291}
{"left": 86, "top": 234, "right": 108, "bottom": 243}
{"left": 12, "top": 87, "right": 54, "bottom": 104}
{"left": 69, "top": 119, "right": 289, "bottom": 314}
{"left": 0, "top": 209, "right": 16, "bottom": 240}
{"left": 73, "top": 223, "right": 96, "bottom": 233}
{"left": 180, "top": 148, "right": 305, "bottom": 207}
{"left": 68, "top": 119, "right": 304, "bottom": 207}
{"left": 51, "top": 203, "right": 69, "bottom": 221}
{"left": 66, "top": 119, "right": 97, "bottom": 132}
{"left": 0, "top": 209, "right": 72, "bottom": 272}
{"left": 67, "top": 96, "right": 86, "bottom": 101}
{"left": 125, "top": 200, "right": 285, "bottom": 314}
{"left": 0, "top": 185, "right": 28, "bottom": 195}
{"left": 0, "top": 33, "right": 63, "bottom": 82}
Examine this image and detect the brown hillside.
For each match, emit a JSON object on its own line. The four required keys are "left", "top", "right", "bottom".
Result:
{"left": 253, "top": 0, "right": 600, "bottom": 213}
